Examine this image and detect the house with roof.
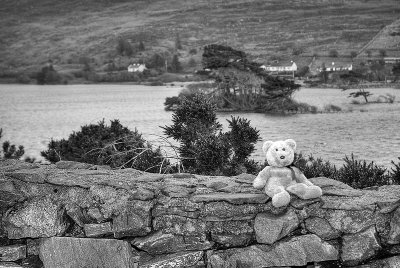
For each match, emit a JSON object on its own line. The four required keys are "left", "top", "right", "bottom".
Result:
{"left": 308, "top": 57, "right": 353, "bottom": 74}
{"left": 127, "top": 63, "right": 147, "bottom": 73}
{"left": 260, "top": 61, "right": 297, "bottom": 72}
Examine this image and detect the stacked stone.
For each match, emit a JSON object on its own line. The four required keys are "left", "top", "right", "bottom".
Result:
{"left": 1, "top": 159, "right": 400, "bottom": 268}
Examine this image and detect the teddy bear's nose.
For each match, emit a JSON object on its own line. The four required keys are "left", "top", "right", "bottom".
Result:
{"left": 280, "top": 156, "right": 285, "bottom": 159}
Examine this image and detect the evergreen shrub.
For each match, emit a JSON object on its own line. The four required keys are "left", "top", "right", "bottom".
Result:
{"left": 41, "top": 120, "right": 167, "bottom": 172}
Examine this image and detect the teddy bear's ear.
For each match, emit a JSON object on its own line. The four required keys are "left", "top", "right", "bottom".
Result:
{"left": 285, "top": 139, "right": 297, "bottom": 150}
{"left": 262, "top": 141, "right": 274, "bottom": 154}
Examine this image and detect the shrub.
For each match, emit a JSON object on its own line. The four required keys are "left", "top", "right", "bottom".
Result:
{"left": 162, "top": 94, "right": 260, "bottom": 175}
{"left": 41, "top": 120, "right": 167, "bottom": 172}
{"left": 329, "top": 49, "right": 339, "bottom": 58}
{"left": 0, "top": 128, "right": 25, "bottom": 159}
{"left": 293, "top": 153, "right": 338, "bottom": 179}
{"left": 389, "top": 157, "right": 400, "bottom": 184}
{"left": 324, "top": 104, "right": 342, "bottom": 112}
{"left": 336, "top": 154, "right": 390, "bottom": 189}
{"left": 36, "top": 64, "right": 62, "bottom": 85}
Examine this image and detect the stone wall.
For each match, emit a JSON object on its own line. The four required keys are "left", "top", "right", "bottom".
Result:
{"left": 1, "top": 159, "right": 400, "bottom": 268}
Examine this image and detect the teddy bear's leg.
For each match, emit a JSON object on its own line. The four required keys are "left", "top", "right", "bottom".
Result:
{"left": 287, "top": 183, "right": 322, "bottom": 200}
{"left": 267, "top": 186, "right": 291, "bottom": 208}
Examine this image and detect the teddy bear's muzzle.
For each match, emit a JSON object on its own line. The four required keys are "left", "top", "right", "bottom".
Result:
{"left": 280, "top": 156, "right": 285, "bottom": 159}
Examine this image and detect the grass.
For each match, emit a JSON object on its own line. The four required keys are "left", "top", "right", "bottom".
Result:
{"left": 0, "top": 0, "right": 399, "bottom": 74}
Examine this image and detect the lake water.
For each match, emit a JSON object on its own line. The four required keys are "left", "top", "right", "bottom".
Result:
{"left": 1, "top": 84, "right": 400, "bottom": 168}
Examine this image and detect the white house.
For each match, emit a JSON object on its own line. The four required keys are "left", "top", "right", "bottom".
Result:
{"left": 318, "top": 62, "right": 352, "bottom": 72}
{"left": 260, "top": 61, "right": 297, "bottom": 72}
{"left": 128, "top": 64, "right": 147, "bottom": 73}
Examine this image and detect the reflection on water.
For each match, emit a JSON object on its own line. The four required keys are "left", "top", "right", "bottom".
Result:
{"left": 1, "top": 84, "right": 400, "bottom": 168}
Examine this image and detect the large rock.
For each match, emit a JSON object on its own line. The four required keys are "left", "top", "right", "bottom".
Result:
{"left": 140, "top": 251, "right": 204, "bottom": 268}
{"left": 354, "top": 256, "right": 400, "bottom": 268}
{"left": 388, "top": 207, "right": 400, "bottom": 244}
{"left": 341, "top": 226, "right": 381, "bottom": 266}
{"left": 200, "top": 201, "right": 270, "bottom": 221}
{"left": 3, "top": 196, "right": 68, "bottom": 239}
{"left": 254, "top": 209, "right": 299, "bottom": 244}
{"left": 153, "top": 215, "right": 206, "bottom": 237}
{"left": 207, "top": 234, "right": 338, "bottom": 267}
{"left": 0, "top": 262, "right": 23, "bottom": 268}
{"left": 39, "top": 237, "right": 135, "bottom": 268}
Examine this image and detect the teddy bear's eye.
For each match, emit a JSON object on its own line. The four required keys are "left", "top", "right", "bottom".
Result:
{"left": 282, "top": 148, "right": 285, "bottom": 151}
{"left": 275, "top": 148, "right": 278, "bottom": 151}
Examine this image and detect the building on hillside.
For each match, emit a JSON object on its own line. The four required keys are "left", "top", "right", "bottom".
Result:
{"left": 128, "top": 63, "right": 147, "bottom": 73}
{"left": 384, "top": 57, "right": 400, "bottom": 64}
{"left": 308, "top": 57, "right": 353, "bottom": 74}
{"left": 317, "top": 62, "right": 353, "bottom": 72}
{"left": 260, "top": 61, "right": 297, "bottom": 72}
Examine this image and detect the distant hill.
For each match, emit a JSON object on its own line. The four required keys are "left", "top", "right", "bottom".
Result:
{"left": 0, "top": 0, "right": 399, "bottom": 73}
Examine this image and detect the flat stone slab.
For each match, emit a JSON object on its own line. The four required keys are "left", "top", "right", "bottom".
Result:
{"left": 0, "top": 245, "right": 26, "bottom": 262}
{"left": 191, "top": 193, "right": 269, "bottom": 204}
{"left": 39, "top": 237, "right": 134, "bottom": 268}
{"left": 0, "top": 262, "right": 23, "bottom": 268}
{"left": 140, "top": 251, "right": 204, "bottom": 268}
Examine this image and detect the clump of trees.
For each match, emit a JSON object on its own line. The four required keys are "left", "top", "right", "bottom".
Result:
{"left": 36, "top": 62, "right": 62, "bottom": 85}
{"left": 162, "top": 94, "right": 260, "bottom": 175}
{"left": 200, "top": 44, "right": 302, "bottom": 113}
{"left": 41, "top": 120, "right": 167, "bottom": 172}
{"left": 0, "top": 129, "right": 25, "bottom": 159}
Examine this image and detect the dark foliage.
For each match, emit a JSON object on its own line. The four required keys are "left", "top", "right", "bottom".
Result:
{"left": 293, "top": 153, "right": 338, "bottom": 179}
{"left": 0, "top": 128, "right": 25, "bottom": 159}
{"left": 147, "top": 53, "right": 166, "bottom": 70}
{"left": 393, "top": 62, "right": 400, "bottom": 77}
{"left": 41, "top": 120, "right": 167, "bottom": 172}
{"left": 389, "top": 157, "right": 400, "bottom": 185}
{"left": 138, "top": 41, "right": 145, "bottom": 51}
{"left": 202, "top": 44, "right": 246, "bottom": 69}
{"left": 36, "top": 64, "right": 61, "bottom": 85}
{"left": 162, "top": 94, "right": 260, "bottom": 175}
{"left": 337, "top": 154, "right": 390, "bottom": 188}
{"left": 169, "top": 55, "right": 182, "bottom": 73}
{"left": 116, "top": 38, "right": 134, "bottom": 56}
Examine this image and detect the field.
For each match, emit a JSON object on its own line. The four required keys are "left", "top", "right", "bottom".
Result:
{"left": 0, "top": 0, "right": 399, "bottom": 73}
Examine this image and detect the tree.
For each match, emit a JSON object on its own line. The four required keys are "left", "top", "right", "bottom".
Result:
{"left": 340, "top": 71, "right": 372, "bottom": 103}
{"left": 169, "top": 55, "right": 182, "bottom": 73}
{"left": 366, "top": 50, "right": 372, "bottom": 58}
{"left": 162, "top": 94, "right": 260, "bottom": 175}
{"left": 188, "top": 57, "right": 197, "bottom": 67}
{"left": 350, "top": 51, "right": 358, "bottom": 59}
{"left": 393, "top": 62, "right": 400, "bottom": 78}
{"left": 379, "top": 49, "right": 387, "bottom": 57}
{"left": 175, "top": 33, "right": 182, "bottom": 50}
{"left": 147, "top": 53, "right": 165, "bottom": 70}
{"left": 0, "top": 129, "right": 25, "bottom": 159}
{"left": 41, "top": 120, "right": 167, "bottom": 172}
{"left": 36, "top": 62, "right": 61, "bottom": 85}
{"left": 138, "top": 41, "right": 145, "bottom": 51}
{"left": 329, "top": 49, "right": 339, "bottom": 58}
{"left": 116, "top": 38, "right": 134, "bottom": 56}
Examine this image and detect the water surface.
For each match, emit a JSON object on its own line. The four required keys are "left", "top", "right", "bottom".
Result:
{"left": 1, "top": 84, "right": 399, "bottom": 168}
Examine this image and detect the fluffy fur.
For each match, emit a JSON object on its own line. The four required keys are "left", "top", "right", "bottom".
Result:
{"left": 253, "top": 139, "right": 322, "bottom": 207}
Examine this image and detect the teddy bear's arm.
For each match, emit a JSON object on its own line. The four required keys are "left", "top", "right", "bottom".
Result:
{"left": 292, "top": 167, "right": 314, "bottom": 186}
{"left": 253, "top": 167, "right": 271, "bottom": 189}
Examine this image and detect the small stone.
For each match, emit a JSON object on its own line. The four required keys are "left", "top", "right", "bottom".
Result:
{"left": 153, "top": 215, "right": 206, "bottom": 237}
{"left": 132, "top": 231, "right": 212, "bottom": 254}
{"left": 112, "top": 200, "right": 153, "bottom": 238}
{"left": 255, "top": 209, "right": 299, "bottom": 244}
{"left": 26, "top": 239, "right": 40, "bottom": 256}
{"left": 0, "top": 262, "right": 23, "bottom": 268}
{"left": 0, "top": 245, "right": 26, "bottom": 262}
{"left": 140, "top": 251, "right": 204, "bottom": 268}
{"left": 208, "top": 220, "right": 254, "bottom": 248}
{"left": 84, "top": 222, "right": 113, "bottom": 237}
{"left": 305, "top": 217, "right": 340, "bottom": 240}
{"left": 341, "top": 226, "right": 381, "bottom": 266}
{"left": 39, "top": 237, "right": 134, "bottom": 268}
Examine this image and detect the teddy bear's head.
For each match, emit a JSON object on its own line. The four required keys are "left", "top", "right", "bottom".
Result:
{"left": 262, "top": 139, "right": 297, "bottom": 167}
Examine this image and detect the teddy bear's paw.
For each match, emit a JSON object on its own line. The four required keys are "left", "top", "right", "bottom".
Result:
{"left": 272, "top": 191, "right": 291, "bottom": 208}
{"left": 303, "top": 185, "right": 323, "bottom": 199}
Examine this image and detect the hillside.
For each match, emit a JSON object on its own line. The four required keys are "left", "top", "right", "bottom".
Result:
{"left": 0, "top": 0, "right": 399, "bottom": 74}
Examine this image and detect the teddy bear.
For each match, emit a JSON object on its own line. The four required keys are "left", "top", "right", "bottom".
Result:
{"left": 253, "top": 139, "right": 322, "bottom": 208}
